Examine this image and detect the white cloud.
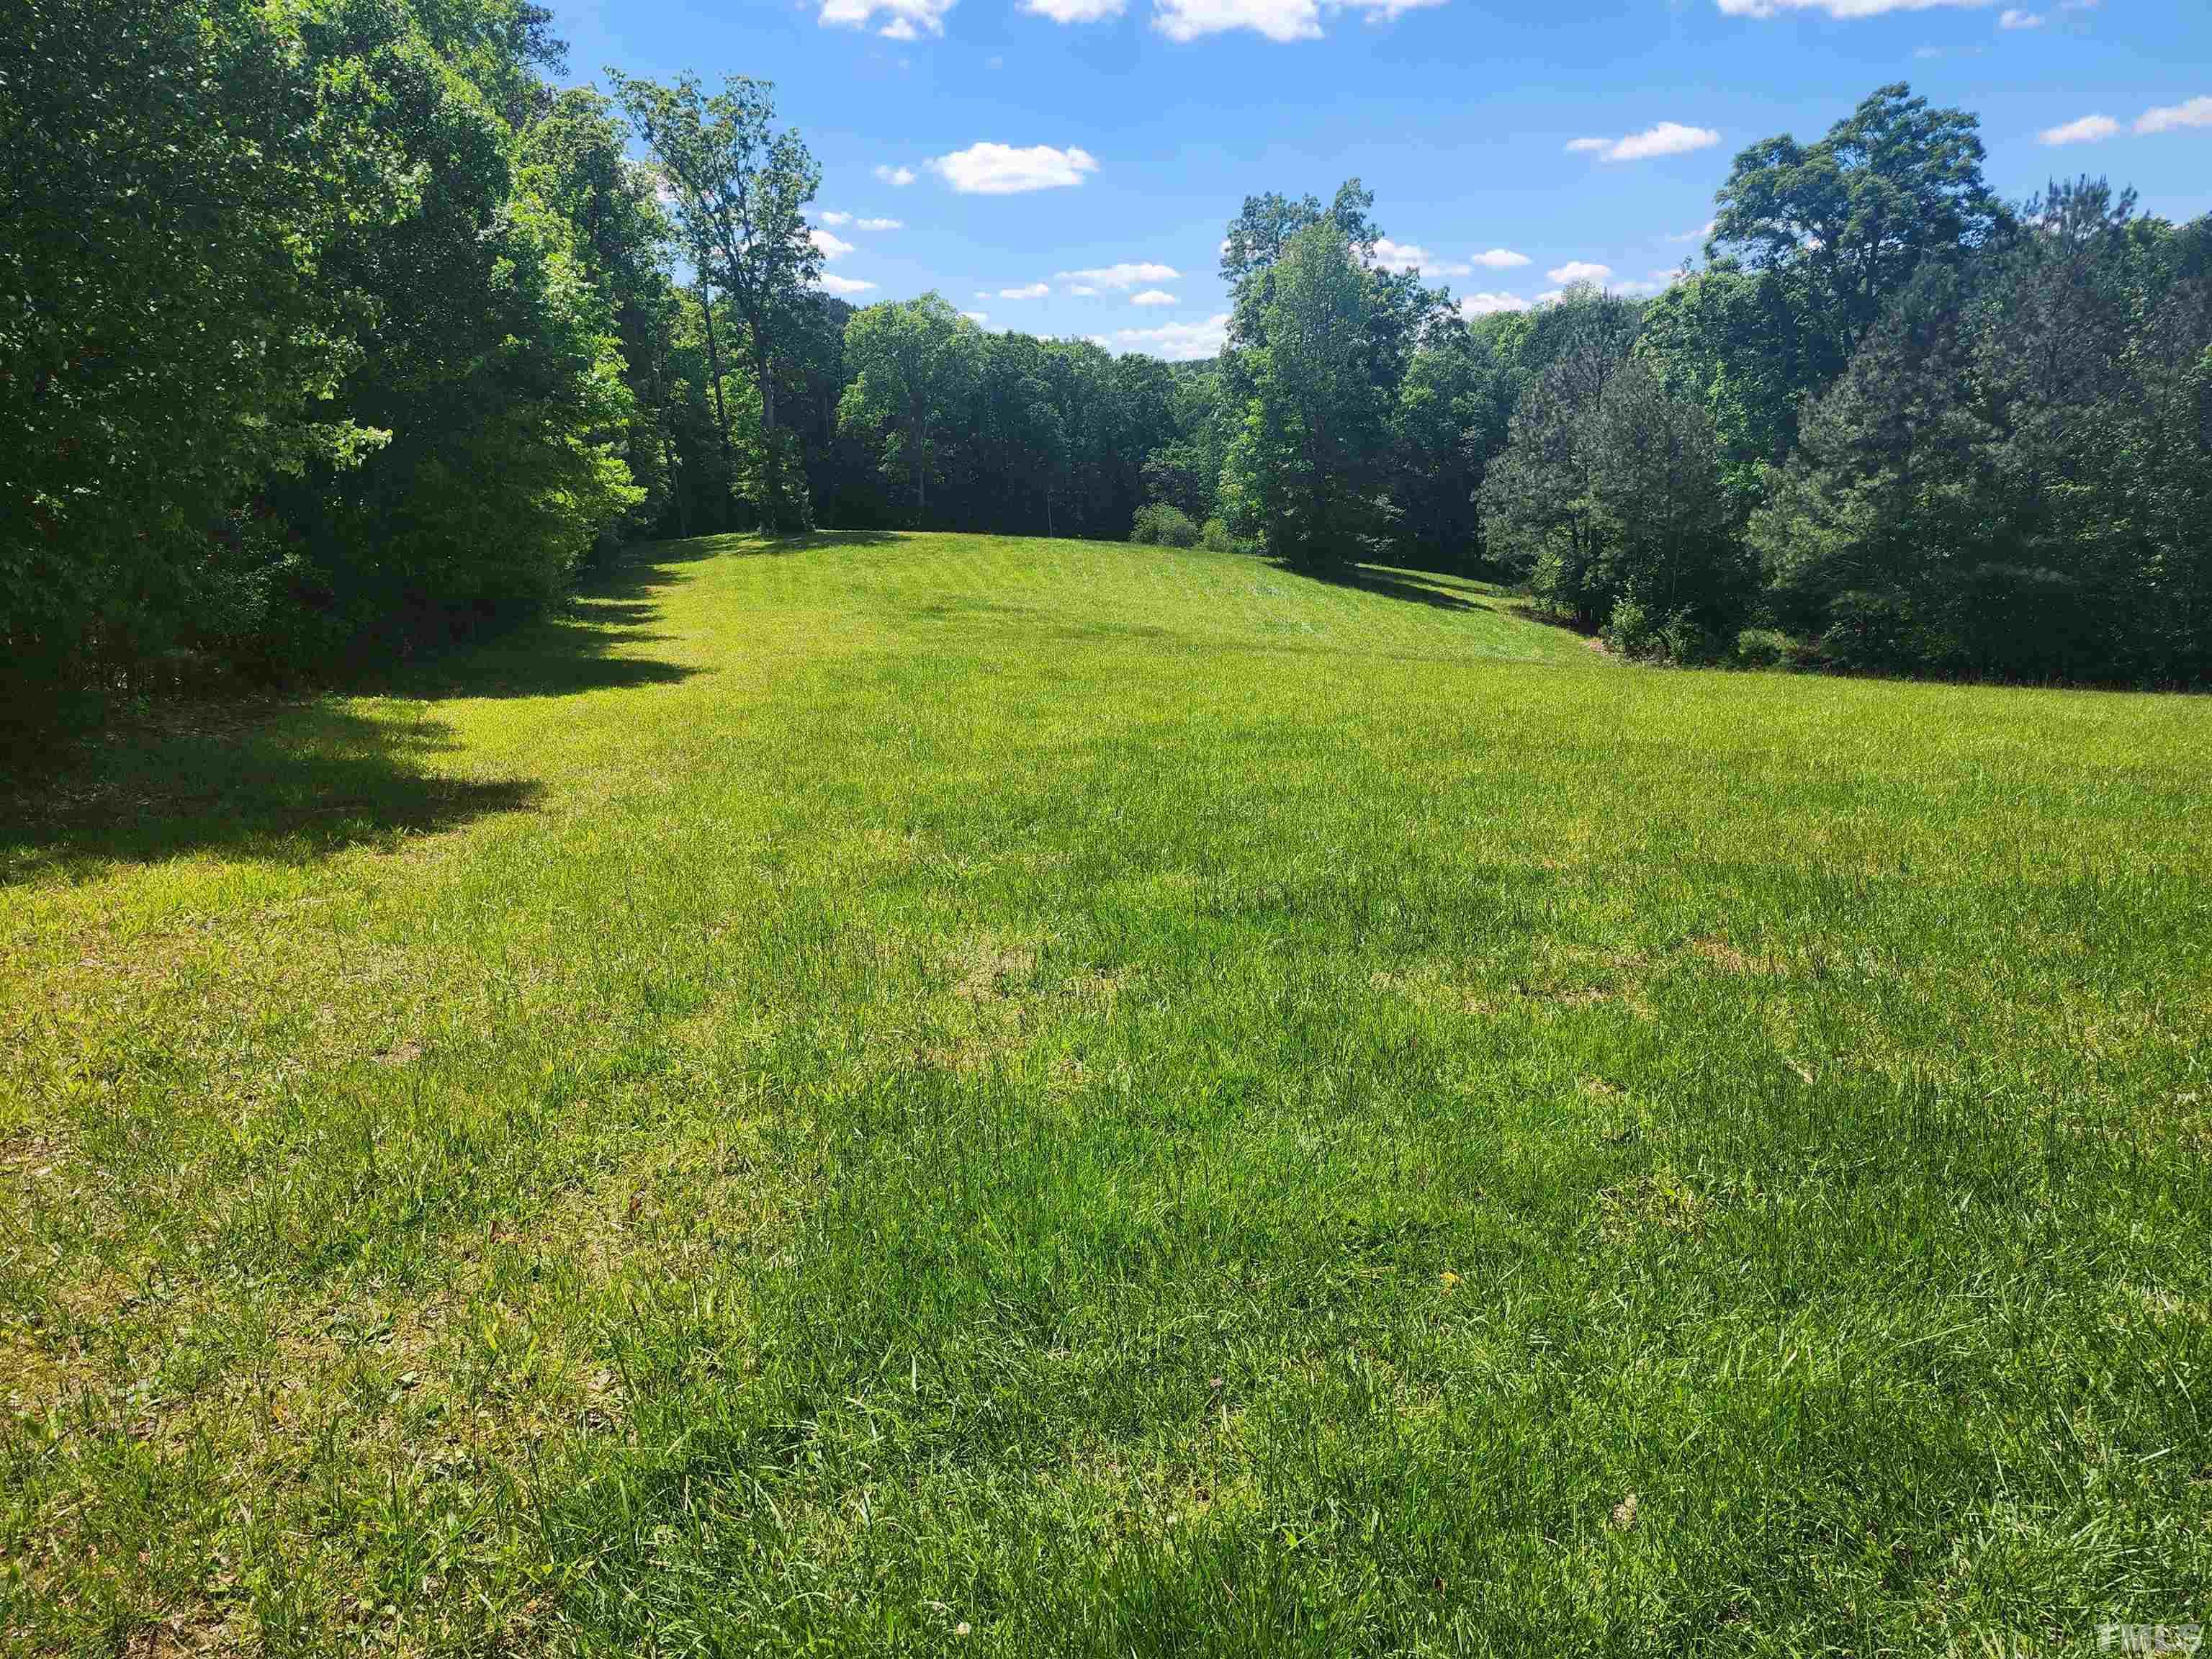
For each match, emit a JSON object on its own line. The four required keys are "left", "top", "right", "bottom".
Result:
{"left": 1533, "top": 289, "right": 1566, "bottom": 305}
{"left": 1056, "top": 261, "right": 1180, "bottom": 289}
{"left": 1547, "top": 260, "right": 1614, "bottom": 285}
{"left": 875, "top": 165, "right": 917, "bottom": 187}
{"left": 1603, "top": 122, "right": 1722, "bottom": 161}
{"left": 2040, "top": 113, "right": 2119, "bottom": 145}
{"left": 1131, "top": 289, "right": 1179, "bottom": 305}
{"left": 817, "top": 274, "right": 878, "bottom": 296}
{"left": 2137, "top": 95, "right": 2212, "bottom": 135}
{"left": 1568, "top": 125, "right": 1719, "bottom": 162}
{"left": 1066, "top": 284, "right": 1100, "bottom": 296}
{"left": 1716, "top": 0, "right": 1994, "bottom": 16}
{"left": 963, "top": 310, "right": 989, "bottom": 323}
{"left": 1151, "top": 0, "right": 1447, "bottom": 44}
{"left": 1100, "top": 313, "right": 1231, "bottom": 361}
{"left": 1460, "top": 292, "right": 1531, "bottom": 318}
{"left": 1370, "top": 238, "right": 1472, "bottom": 277}
{"left": 1665, "top": 220, "right": 1717, "bottom": 243}
{"left": 810, "top": 228, "right": 856, "bottom": 260}
{"left": 1997, "top": 7, "right": 2043, "bottom": 24}
{"left": 855, "top": 217, "right": 905, "bottom": 231}
{"left": 1616, "top": 269, "right": 1686, "bottom": 297}
{"left": 1471, "top": 247, "right": 1532, "bottom": 269}
{"left": 1023, "top": 0, "right": 1124, "bottom": 16}
{"left": 819, "top": 0, "right": 956, "bottom": 38}
{"left": 931, "top": 143, "right": 1100, "bottom": 194}
{"left": 820, "top": 211, "right": 853, "bottom": 226}
{"left": 999, "top": 282, "right": 1052, "bottom": 300}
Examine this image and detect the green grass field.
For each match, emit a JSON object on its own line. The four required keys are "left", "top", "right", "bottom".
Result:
{"left": 5, "top": 530, "right": 2210, "bottom": 1656}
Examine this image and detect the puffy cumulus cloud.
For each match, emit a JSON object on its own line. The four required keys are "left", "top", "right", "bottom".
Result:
{"left": 1615, "top": 269, "right": 1688, "bottom": 297}
{"left": 998, "top": 282, "right": 1052, "bottom": 300}
{"left": 1460, "top": 292, "right": 1531, "bottom": 318}
{"left": 875, "top": 164, "right": 917, "bottom": 187}
{"left": 1665, "top": 220, "right": 1717, "bottom": 243}
{"left": 1716, "top": 0, "right": 1990, "bottom": 17}
{"left": 810, "top": 228, "right": 856, "bottom": 260}
{"left": 819, "top": 0, "right": 956, "bottom": 38}
{"left": 1099, "top": 313, "right": 1231, "bottom": 361}
{"left": 2137, "top": 95, "right": 2212, "bottom": 135}
{"left": 963, "top": 310, "right": 989, "bottom": 323}
{"left": 820, "top": 211, "right": 853, "bottom": 226}
{"left": 2039, "top": 113, "right": 2119, "bottom": 145}
{"left": 1066, "top": 284, "right": 1100, "bottom": 297}
{"left": 1130, "top": 289, "right": 1179, "bottom": 305}
{"left": 1370, "top": 238, "right": 1472, "bottom": 277}
{"left": 817, "top": 274, "right": 878, "bottom": 296}
{"left": 1547, "top": 260, "right": 1614, "bottom": 286}
{"left": 1997, "top": 7, "right": 2044, "bottom": 24}
{"left": 931, "top": 143, "right": 1100, "bottom": 194}
{"left": 1023, "top": 0, "right": 1124, "bottom": 16}
{"left": 1151, "top": 0, "right": 1447, "bottom": 45}
{"left": 1471, "top": 247, "right": 1531, "bottom": 269}
{"left": 856, "top": 217, "right": 905, "bottom": 231}
{"left": 1578, "top": 122, "right": 1721, "bottom": 162}
{"left": 1056, "top": 261, "right": 1180, "bottom": 289}
{"left": 1565, "top": 137, "right": 1611, "bottom": 153}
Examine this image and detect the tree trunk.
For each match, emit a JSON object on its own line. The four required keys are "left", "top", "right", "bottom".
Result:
{"left": 756, "top": 343, "right": 779, "bottom": 534}
{"left": 698, "top": 274, "right": 735, "bottom": 530}
{"left": 664, "top": 426, "right": 688, "bottom": 539}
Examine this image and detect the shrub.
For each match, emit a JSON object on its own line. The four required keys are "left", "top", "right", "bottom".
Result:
{"left": 1130, "top": 502, "right": 1199, "bottom": 548}
{"left": 1200, "top": 516, "right": 1235, "bottom": 553}
{"left": 1606, "top": 598, "right": 1727, "bottom": 665}
{"left": 1603, "top": 598, "right": 1660, "bottom": 660}
{"left": 1733, "top": 627, "right": 1793, "bottom": 669}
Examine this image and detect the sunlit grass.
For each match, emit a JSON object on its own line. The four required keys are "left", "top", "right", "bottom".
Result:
{"left": 4, "top": 530, "right": 2209, "bottom": 1655}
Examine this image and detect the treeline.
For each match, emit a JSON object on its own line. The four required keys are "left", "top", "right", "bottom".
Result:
{"left": 6, "top": 0, "right": 652, "bottom": 716}
{"left": 9, "top": 2, "right": 2211, "bottom": 722}
{"left": 841, "top": 90, "right": 2212, "bottom": 684}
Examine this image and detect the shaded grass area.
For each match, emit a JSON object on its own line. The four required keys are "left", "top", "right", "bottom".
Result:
{"left": 3, "top": 531, "right": 2209, "bottom": 1656}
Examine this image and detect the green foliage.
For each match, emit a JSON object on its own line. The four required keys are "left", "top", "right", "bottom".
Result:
{"left": 0, "top": 0, "right": 390, "bottom": 705}
{"left": 837, "top": 295, "right": 979, "bottom": 519}
{"left": 263, "top": 0, "right": 642, "bottom": 668}
{"left": 1129, "top": 502, "right": 1199, "bottom": 547}
{"left": 1711, "top": 83, "right": 2002, "bottom": 373}
{"left": 1, "top": 0, "right": 649, "bottom": 712}
{"left": 1732, "top": 626, "right": 1795, "bottom": 668}
{"left": 1483, "top": 306, "right": 1748, "bottom": 642}
{"left": 1220, "top": 220, "right": 1399, "bottom": 567}
{"left": 1478, "top": 291, "right": 1634, "bottom": 625}
{"left": 12, "top": 57, "right": 2212, "bottom": 726}
{"left": 1389, "top": 324, "right": 1512, "bottom": 572}
{"left": 608, "top": 69, "right": 821, "bottom": 533}
{"left": 1751, "top": 179, "right": 2212, "bottom": 681}
{"left": 1199, "top": 516, "right": 1236, "bottom": 552}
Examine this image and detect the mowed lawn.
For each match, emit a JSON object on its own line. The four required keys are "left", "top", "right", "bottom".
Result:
{"left": 5, "top": 531, "right": 2211, "bottom": 1656}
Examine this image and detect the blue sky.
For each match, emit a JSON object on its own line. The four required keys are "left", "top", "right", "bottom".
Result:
{"left": 547, "top": 0, "right": 2212, "bottom": 359}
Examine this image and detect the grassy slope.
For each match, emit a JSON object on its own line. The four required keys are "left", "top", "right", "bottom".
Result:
{"left": 4, "top": 530, "right": 2209, "bottom": 1655}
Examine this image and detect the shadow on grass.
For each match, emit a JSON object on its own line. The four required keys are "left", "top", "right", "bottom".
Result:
{"left": 649, "top": 526, "right": 904, "bottom": 560}
{"left": 1277, "top": 559, "right": 1489, "bottom": 615}
{"left": 0, "top": 546, "right": 706, "bottom": 886}
{"left": 1507, "top": 600, "right": 1602, "bottom": 642}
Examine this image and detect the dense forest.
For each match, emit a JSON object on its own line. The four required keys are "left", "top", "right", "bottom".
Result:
{"left": 7, "top": 0, "right": 2212, "bottom": 730}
